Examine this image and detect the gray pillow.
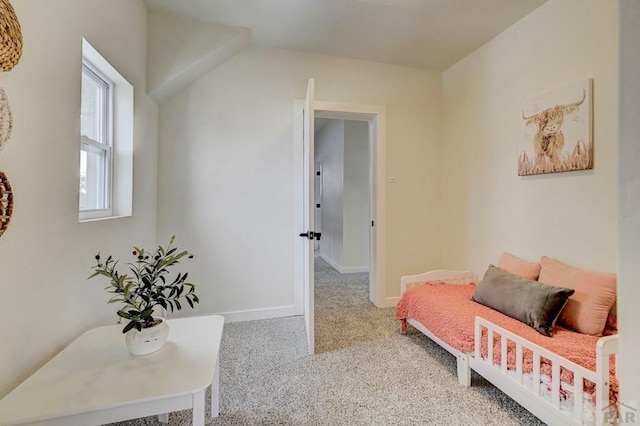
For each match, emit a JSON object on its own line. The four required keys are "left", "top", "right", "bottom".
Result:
{"left": 471, "top": 265, "right": 575, "bottom": 336}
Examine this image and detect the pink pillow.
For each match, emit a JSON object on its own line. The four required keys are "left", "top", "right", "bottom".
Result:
{"left": 496, "top": 252, "right": 541, "bottom": 281}
{"left": 538, "top": 256, "right": 616, "bottom": 336}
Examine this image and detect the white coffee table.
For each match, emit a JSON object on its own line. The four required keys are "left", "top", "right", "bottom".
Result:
{"left": 0, "top": 315, "right": 225, "bottom": 426}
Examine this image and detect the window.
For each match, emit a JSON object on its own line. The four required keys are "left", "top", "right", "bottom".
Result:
{"left": 80, "top": 62, "right": 112, "bottom": 213}
{"left": 79, "top": 39, "right": 133, "bottom": 221}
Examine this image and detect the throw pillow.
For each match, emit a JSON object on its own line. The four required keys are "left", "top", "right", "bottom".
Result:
{"left": 496, "top": 252, "right": 541, "bottom": 281}
{"left": 538, "top": 256, "right": 616, "bottom": 336}
{"left": 472, "top": 265, "right": 574, "bottom": 337}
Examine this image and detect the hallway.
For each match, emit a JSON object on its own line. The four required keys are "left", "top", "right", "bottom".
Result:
{"left": 313, "top": 257, "right": 396, "bottom": 353}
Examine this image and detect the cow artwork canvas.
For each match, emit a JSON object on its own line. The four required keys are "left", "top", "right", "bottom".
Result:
{"left": 518, "top": 79, "right": 593, "bottom": 176}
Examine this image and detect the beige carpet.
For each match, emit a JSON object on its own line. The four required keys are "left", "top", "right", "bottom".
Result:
{"left": 109, "top": 257, "right": 544, "bottom": 425}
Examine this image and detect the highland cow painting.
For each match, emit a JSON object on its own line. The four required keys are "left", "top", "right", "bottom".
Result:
{"left": 519, "top": 79, "right": 593, "bottom": 176}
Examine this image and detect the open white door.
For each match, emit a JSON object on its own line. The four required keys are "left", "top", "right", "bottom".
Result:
{"left": 302, "top": 79, "right": 315, "bottom": 354}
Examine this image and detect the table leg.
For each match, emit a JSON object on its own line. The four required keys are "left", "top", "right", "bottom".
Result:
{"left": 211, "top": 357, "right": 220, "bottom": 418}
{"left": 158, "top": 413, "right": 169, "bottom": 424}
{"left": 192, "top": 389, "right": 205, "bottom": 426}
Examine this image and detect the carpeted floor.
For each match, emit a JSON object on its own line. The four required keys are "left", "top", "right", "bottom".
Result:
{"left": 110, "top": 257, "right": 545, "bottom": 426}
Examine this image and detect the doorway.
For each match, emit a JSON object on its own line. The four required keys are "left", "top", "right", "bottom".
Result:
{"left": 293, "top": 97, "right": 387, "bottom": 354}
{"left": 313, "top": 118, "right": 371, "bottom": 275}
{"left": 314, "top": 117, "right": 372, "bottom": 353}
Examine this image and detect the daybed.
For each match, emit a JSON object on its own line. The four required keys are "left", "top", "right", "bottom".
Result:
{"left": 396, "top": 254, "right": 619, "bottom": 426}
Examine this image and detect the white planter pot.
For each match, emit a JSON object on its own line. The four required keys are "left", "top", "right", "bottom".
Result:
{"left": 125, "top": 318, "right": 169, "bottom": 356}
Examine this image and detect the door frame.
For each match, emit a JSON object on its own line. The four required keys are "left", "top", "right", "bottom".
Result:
{"left": 314, "top": 161, "right": 323, "bottom": 252}
{"left": 293, "top": 100, "right": 387, "bottom": 312}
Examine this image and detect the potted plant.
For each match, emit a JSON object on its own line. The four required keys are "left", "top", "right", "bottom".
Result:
{"left": 89, "top": 236, "right": 199, "bottom": 355}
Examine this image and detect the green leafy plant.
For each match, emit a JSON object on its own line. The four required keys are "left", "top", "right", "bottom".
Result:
{"left": 89, "top": 236, "right": 199, "bottom": 333}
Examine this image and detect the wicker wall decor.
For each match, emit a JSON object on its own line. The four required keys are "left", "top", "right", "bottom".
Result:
{"left": 0, "top": 0, "right": 22, "bottom": 72}
{"left": 0, "top": 171, "right": 13, "bottom": 238}
{"left": 0, "top": 87, "right": 12, "bottom": 148}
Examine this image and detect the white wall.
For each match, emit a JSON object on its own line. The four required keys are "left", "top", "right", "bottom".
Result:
{"left": 343, "top": 120, "right": 370, "bottom": 271}
{"left": 146, "top": 10, "right": 250, "bottom": 101}
{"left": 157, "top": 47, "right": 443, "bottom": 318}
{"left": 316, "top": 119, "right": 345, "bottom": 269}
{"left": 0, "top": 0, "right": 158, "bottom": 398}
{"left": 441, "top": 0, "right": 618, "bottom": 276}
{"left": 618, "top": 0, "right": 640, "bottom": 405}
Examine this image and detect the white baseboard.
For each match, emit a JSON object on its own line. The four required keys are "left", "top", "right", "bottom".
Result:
{"left": 384, "top": 296, "right": 400, "bottom": 308}
{"left": 219, "top": 305, "right": 296, "bottom": 323}
{"left": 320, "top": 253, "right": 342, "bottom": 272}
{"left": 320, "top": 253, "right": 369, "bottom": 274}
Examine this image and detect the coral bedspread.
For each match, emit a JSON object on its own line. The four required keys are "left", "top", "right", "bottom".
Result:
{"left": 396, "top": 282, "right": 618, "bottom": 402}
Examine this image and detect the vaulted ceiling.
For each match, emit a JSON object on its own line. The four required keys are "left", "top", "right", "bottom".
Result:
{"left": 144, "top": 0, "right": 547, "bottom": 71}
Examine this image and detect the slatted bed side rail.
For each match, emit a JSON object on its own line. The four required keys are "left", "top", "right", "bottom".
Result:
{"left": 472, "top": 317, "right": 617, "bottom": 426}
{"left": 595, "top": 334, "right": 618, "bottom": 425}
{"left": 400, "top": 270, "right": 475, "bottom": 294}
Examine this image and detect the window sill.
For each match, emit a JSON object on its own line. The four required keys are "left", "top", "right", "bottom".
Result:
{"left": 79, "top": 214, "right": 131, "bottom": 223}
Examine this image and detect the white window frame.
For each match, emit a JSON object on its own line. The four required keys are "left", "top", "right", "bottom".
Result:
{"left": 79, "top": 38, "right": 134, "bottom": 222}
{"left": 80, "top": 61, "right": 113, "bottom": 217}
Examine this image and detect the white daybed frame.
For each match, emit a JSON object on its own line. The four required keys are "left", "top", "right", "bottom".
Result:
{"left": 401, "top": 270, "right": 619, "bottom": 426}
